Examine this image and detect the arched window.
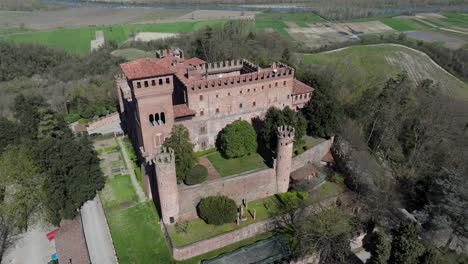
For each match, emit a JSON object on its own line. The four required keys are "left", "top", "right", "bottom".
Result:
{"left": 200, "top": 95, "right": 203, "bottom": 101}
{"left": 149, "top": 114, "right": 154, "bottom": 126}
{"left": 155, "top": 113, "right": 160, "bottom": 125}
{"left": 160, "top": 112, "right": 166, "bottom": 124}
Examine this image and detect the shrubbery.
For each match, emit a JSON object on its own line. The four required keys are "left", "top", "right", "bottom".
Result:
{"left": 184, "top": 164, "right": 208, "bottom": 185}
{"left": 276, "top": 191, "right": 308, "bottom": 208}
{"left": 198, "top": 195, "right": 237, "bottom": 225}
{"left": 218, "top": 120, "right": 257, "bottom": 159}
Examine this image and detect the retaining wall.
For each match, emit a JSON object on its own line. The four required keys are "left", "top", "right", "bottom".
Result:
{"left": 291, "top": 137, "right": 334, "bottom": 171}
{"left": 86, "top": 112, "right": 120, "bottom": 132}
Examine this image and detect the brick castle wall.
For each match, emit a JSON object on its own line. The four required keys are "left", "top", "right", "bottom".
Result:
{"left": 85, "top": 112, "right": 120, "bottom": 132}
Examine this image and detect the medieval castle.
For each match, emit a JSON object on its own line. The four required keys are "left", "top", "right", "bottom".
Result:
{"left": 115, "top": 48, "right": 317, "bottom": 225}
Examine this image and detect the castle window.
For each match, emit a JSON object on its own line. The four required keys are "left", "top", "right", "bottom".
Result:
{"left": 253, "top": 88, "right": 256, "bottom": 92}
{"left": 216, "top": 108, "right": 220, "bottom": 113}
{"left": 269, "top": 84, "right": 271, "bottom": 88}
{"left": 166, "top": 78, "right": 170, "bottom": 84}
{"left": 149, "top": 114, "right": 154, "bottom": 126}
{"left": 200, "top": 124, "right": 207, "bottom": 134}
{"left": 309, "top": 93, "right": 312, "bottom": 98}
{"left": 200, "top": 110, "right": 204, "bottom": 116}
{"left": 216, "top": 94, "right": 219, "bottom": 98}
{"left": 275, "top": 82, "right": 278, "bottom": 87}
{"left": 283, "top": 81, "right": 287, "bottom": 86}
{"left": 137, "top": 82, "right": 141, "bottom": 88}
{"left": 155, "top": 113, "right": 160, "bottom": 125}
{"left": 200, "top": 95, "right": 203, "bottom": 101}
{"left": 152, "top": 80, "right": 156, "bottom": 86}
{"left": 287, "top": 95, "right": 290, "bottom": 99}
{"left": 239, "top": 103, "right": 243, "bottom": 108}
{"left": 247, "top": 89, "right": 250, "bottom": 92}
{"left": 144, "top": 81, "right": 148, "bottom": 87}
{"left": 262, "top": 85, "right": 264, "bottom": 90}
{"left": 228, "top": 92, "right": 231, "bottom": 96}
{"left": 160, "top": 112, "right": 166, "bottom": 124}
{"left": 252, "top": 101, "right": 256, "bottom": 106}
{"left": 240, "top": 90, "right": 243, "bottom": 94}
{"left": 159, "top": 79, "right": 163, "bottom": 85}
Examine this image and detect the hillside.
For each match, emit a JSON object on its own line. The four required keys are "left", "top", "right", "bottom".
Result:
{"left": 299, "top": 44, "right": 468, "bottom": 102}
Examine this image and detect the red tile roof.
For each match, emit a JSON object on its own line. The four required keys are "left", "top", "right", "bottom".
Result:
{"left": 185, "top": 57, "right": 207, "bottom": 66}
{"left": 120, "top": 58, "right": 174, "bottom": 80}
{"left": 291, "top": 163, "right": 319, "bottom": 181}
{"left": 293, "top": 79, "right": 315, "bottom": 95}
{"left": 55, "top": 217, "right": 90, "bottom": 264}
{"left": 173, "top": 104, "right": 196, "bottom": 118}
{"left": 321, "top": 151, "right": 335, "bottom": 163}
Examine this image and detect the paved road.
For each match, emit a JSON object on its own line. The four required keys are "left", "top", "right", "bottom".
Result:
{"left": 81, "top": 195, "right": 117, "bottom": 264}
{"left": 117, "top": 136, "right": 146, "bottom": 202}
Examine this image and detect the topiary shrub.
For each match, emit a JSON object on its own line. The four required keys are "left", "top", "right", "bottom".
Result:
{"left": 218, "top": 120, "right": 257, "bottom": 158}
{"left": 198, "top": 195, "right": 237, "bottom": 225}
{"left": 184, "top": 164, "right": 208, "bottom": 185}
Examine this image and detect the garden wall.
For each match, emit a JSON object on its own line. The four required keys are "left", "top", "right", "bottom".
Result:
{"left": 291, "top": 137, "right": 334, "bottom": 171}
{"left": 168, "top": 196, "right": 338, "bottom": 260}
{"left": 178, "top": 168, "right": 277, "bottom": 220}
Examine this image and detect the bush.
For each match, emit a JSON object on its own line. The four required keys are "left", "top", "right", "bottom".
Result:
{"left": 198, "top": 195, "right": 237, "bottom": 225}
{"left": 175, "top": 221, "right": 190, "bottom": 234}
{"left": 218, "top": 120, "right": 257, "bottom": 158}
{"left": 63, "top": 112, "right": 80, "bottom": 124}
{"left": 276, "top": 191, "right": 308, "bottom": 208}
{"left": 184, "top": 164, "right": 208, "bottom": 185}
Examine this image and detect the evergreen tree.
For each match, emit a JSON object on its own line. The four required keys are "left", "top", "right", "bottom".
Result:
{"left": 163, "top": 125, "right": 196, "bottom": 183}
{"left": 390, "top": 220, "right": 425, "bottom": 264}
{"left": 219, "top": 120, "right": 257, "bottom": 158}
{"left": 367, "top": 231, "right": 391, "bottom": 264}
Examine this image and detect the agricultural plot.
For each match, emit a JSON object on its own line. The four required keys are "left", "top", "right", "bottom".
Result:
{"left": 406, "top": 30, "right": 468, "bottom": 49}
{"left": 111, "top": 48, "right": 155, "bottom": 61}
{"left": 300, "top": 44, "right": 468, "bottom": 102}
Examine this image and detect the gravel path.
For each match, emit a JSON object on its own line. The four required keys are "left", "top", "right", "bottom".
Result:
{"left": 117, "top": 136, "right": 146, "bottom": 202}
{"left": 81, "top": 195, "right": 117, "bottom": 264}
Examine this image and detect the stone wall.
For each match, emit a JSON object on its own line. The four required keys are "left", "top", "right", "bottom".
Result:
{"left": 168, "top": 196, "right": 338, "bottom": 260}
{"left": 291, "top": 137, "right": 334, "bottom": 171}
{"left": 178, "top": 168, "right": 277, "bottom": 220}
{"left": 86, "top": 112, "right": 120, "bottom": 132}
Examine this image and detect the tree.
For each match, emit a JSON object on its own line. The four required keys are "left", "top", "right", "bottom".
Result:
{"left": 218, "top": 120, "right": 257, "bottom": 158}
{"left": 302, "top": 87, "right": 344, "bottom": 138}
{"left": 37, "top": 107, "right": 65, "bottom": 139}
{"left": 260, "top": 106, "right": 307, "bottom": 151}
{"left": 0, "top": 118, "right": 19, "bottom": 153}
{"left": 33, "top": 135, "right": 104, "bottom": 225}
{"left": 163, "top": 125, "right": 196, "bottom": 183}
{"left": 419, "top": 247, "right": 442, "bottom": 264}
{"left": 367, "top": 231, "right": 391, "bottom": 264}
{"left": 13, "top": 95, "right": 47, "bottom": 139}
{"left": 390, "top": 220, "right": 425, "bottom": 264}
{"left": 0, "top": 145, "right": 44, "bottom": 262}
{"left": 277, "top": 207, "right": 352, "bottom": 263}
{"left": 198, "top": 195, "right": 237, "bottom": 225}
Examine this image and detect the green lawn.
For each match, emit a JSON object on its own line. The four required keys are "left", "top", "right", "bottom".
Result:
{"left": 254, "top": 20, "right": 290, "bottom": 37}
{"left": 100, "top": 174, "right": 138, "bottom": 209}
{"left": 6, "top": 20, "right": 226, "bottom": 54}
{"left": 256, "top": 12, "right": 325, "bottom": 24}
{"left": 106, "top": 202, "right": 174, "bottom": 264}
{"left": 441, "top": 12, "right": 468, "bottom": 26}
{"left": 311, "top": 181, "right": 345, "bottom": 203}
{"left": 111, "top": 48, "right": 154, "bottom": 61}
{"left": 168, "top": 196, "right": 278, "bottom": 247}
{"left": 380, "top": 18, "right": 429, "bottom": 31}
{"left": 207, "top": 152, "right": 267, "bottom": 177}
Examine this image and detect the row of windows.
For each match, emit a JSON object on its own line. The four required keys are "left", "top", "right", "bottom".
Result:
{"left": 136, "top": 77, "right": 171, "bottom": 89}
{"left": 149, "top": 112, "right": 166, "bottom": 126}
{"left": 294, "top": 93, "right": 312, "bottom": 100}
{"left": 198, "top": 81, "right": 288, "bottom": 101}
{"left": 198, "top": 101, "right": 258, "bottom": 116}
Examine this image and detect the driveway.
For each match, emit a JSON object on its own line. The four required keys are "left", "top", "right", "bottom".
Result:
{"left": 81, "top": 195, "right": 117, "bottom": 264}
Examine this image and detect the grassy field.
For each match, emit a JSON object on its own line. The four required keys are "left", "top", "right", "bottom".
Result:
{"left": 100, "top": 175, "right": 138, "bottom": 209}
{"left": 5, "top": 19, "right": 226, "bottom": 54}
{"left": 299, "top": 44, "right": 468, "bottom": 103}
{"left": 207, "top": 152, "right": 267, "bottom": 177}
{"left": 380, "top": 18, "right": 429, "bottom": 31}
{"left": 255, "top": 11, "right": 325, "bottom": 37}
{"left": 441, "top": 12, "right": 468, "bottom": 27}
{"left": 111, "top": 48, "right": 154, "bottom": 61}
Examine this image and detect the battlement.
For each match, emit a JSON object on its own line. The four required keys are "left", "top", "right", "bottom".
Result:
{"left": 277, "top": 125, "right": 295, "bottom": 140}
{"left": 189, "top": 65, "right": 293, "bottom": 93}
{"left": 156, "top": 48, "right": 184, "bottom": 59}
{"left": 114, "top": 74, "right": 127, "bottom": 83}
{"left": 153, "top": 147, "right": 175, "bottom": 164}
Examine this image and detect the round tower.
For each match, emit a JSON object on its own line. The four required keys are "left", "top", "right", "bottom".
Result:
{"left": 152, "top": 147, "right": 179, "bottom": 224}
{"left": 276, "top": 125, "right": 295, "bottom": 193}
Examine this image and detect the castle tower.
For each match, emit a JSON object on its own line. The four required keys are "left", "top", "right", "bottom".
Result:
{"left": 152, "top": 147, "right": 179, "bottom": 224}
{"left": 276, "top": 125, "right": 295, "bottom": 193}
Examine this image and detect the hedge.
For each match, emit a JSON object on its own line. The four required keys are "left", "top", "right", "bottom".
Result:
{"left": 198, "top": 195, "right": 237, "bottom": 225}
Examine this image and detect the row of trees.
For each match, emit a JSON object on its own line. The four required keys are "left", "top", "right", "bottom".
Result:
{"left": 0, "top": 95, "right": 104, "bottom": 262}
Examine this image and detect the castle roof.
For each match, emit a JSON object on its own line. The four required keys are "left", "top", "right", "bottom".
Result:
{"left": 184, "top": 57, "right": 207, "bottom": 66}
{"left": 292, "top": 79, "right": 314, "bottom": 95}
{"left": 120, "top": 58, "right": 175, "bottom": 80}
{"left": 173, "top": 104, "right": 196, "bottom": 118}
{"left": 321, "top": 151, "right": 335, "bottom": 163}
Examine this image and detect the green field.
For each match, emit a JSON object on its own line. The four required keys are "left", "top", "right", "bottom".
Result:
{"left": 441, "top": 12, "right": 468, "bottom": 27}
{"left": 5, "top": 20, "right": 227, "bottom": 54}
{"left": 380, "top": 18, "right": 429, "bottom": 31}
{"left": 299, "top": 44, "right": 468, "bottom": 102}
{"left": 207, "top": 152, "right": 267, "bottom": 177}
{"left": 111, "top": 48, "right": 154, "bottom": 61}
{"left": 100, "top": 175, "right": 138, "bottom": 209}
{"left": 255, "top": 11, "right": 325, "bottom": 37}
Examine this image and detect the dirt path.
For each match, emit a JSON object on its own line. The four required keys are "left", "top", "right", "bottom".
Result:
{"left": 199, "top": 155, "right": 221, "bottom": 181}
{"left": 117, "top": 136, "right": 146, "bottom": 202}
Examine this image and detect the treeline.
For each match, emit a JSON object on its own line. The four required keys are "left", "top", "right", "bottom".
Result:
{"left": 0, "top": 41, "right": 124, "bottom": 121}
{"left": 302, "top": 33, "right": 468, "bottom": 81}
{"left": 0, "top": 95, "right": 105, "bottom": 262}
{"left": 121, "top": 20, "right": 294, "bottom": 67}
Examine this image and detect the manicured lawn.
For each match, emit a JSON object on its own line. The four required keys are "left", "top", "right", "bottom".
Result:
{"left": 311, "top": 181, "right": 345, "bottom": 203}
{"left": 380, "top": 18, "right": 428, "bottom": 31}
{"left": 106, "top": 202, "right": 174, "bottom": 264}
{"left": 294, "top": 135, "right": 325, "bottom": 155}
{"left": 100, "top": 174, "right": 138, "bottom": 209}
{"left": 195, "top": 147, "right": 217, "bottom": 158}
{"left": 207, "top": 152, "right": 267, "bottom": 177}
{"left": 256, "top": 12, "right": 325, "bottom": 24}
{"left": 168, "top": 196, "right": 279, "bottom": 247}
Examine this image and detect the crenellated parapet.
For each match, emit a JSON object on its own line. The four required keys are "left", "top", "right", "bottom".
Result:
{"left": 277, "top": 125, "right": 295, "bottom": 141}
{"left": 114, "top": 73, "right": 127, "bottom": 83}
{"left": 189, "top": 66, "right": 294, "bottom": 93}
{"left": 153, "top": 147, "right": 175, "bottom": 164}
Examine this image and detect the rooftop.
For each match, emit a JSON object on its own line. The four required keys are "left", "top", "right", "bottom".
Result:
{"left": 120, "top": 58, "right": 175, "bottom": 80}
{"left": 293, "top": 79, "right": 315, "bottom": 95}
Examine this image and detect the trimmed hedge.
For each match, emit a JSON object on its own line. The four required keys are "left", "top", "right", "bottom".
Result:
{"left": 198, "top": 195, "right": 237, "bottom": 225}
{"left": 184, "top": 164, "right": 208, "bottom": 185}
